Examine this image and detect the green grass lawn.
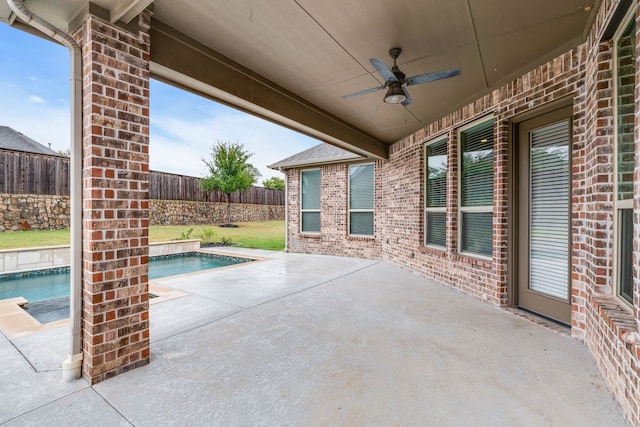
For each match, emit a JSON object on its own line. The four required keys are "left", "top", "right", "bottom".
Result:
{"left": 0, "top": 228, "right": 71, "bottom": 250}
{"left": 0, "top": 221, "right": 285, "bottom": 251}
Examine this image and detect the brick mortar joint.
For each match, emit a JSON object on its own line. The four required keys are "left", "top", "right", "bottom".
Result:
{"left": 86, "top": 10, "right": 152, "bottom": 45}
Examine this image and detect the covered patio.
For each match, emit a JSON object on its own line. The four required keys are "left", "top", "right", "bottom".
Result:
{"left": 1, "top": 0, "right": 639, "bottom": 423}
{"left": 1, "top": 249, "right": 625, "bottom": 425}
{"left": 0, "top": 0, "right": 616, "bottom": 381}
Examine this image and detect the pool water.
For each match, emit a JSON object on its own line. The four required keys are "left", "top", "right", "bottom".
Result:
{"left": 0, "top": 252, "right": 250, "bottom": 303}
{"left": 149, "top": 254, "right": 240, "bottom": 280}
{"left": 1, "top": 271, "right": 70, "bottom": 304}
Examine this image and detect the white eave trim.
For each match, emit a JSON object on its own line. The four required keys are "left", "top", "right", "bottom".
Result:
{"left": 110, "top": 0, "right": 153, "bottom": 23}
{"left": 268, "top": 154, "right": 365, "bottom": 170}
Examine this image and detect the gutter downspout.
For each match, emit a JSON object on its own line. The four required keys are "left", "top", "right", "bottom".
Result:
{"left": 279, "top": 167, "right": 288, "bottom": 251}
{"left": 7, "top": 0, "right": 83, "bottom": 381}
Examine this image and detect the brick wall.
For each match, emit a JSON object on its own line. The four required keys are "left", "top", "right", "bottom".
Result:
{"left": 283, "top": 0, "right": 640, "bottom": 423}
{"left": 75, "top": 8, "right": 151, "bottom": 384}
{"left": 580, "top": 4, "right": 640, "bottom": 425}
{"left": 286, "top": 162, "right": 382, "bottom": 259}
{"left": 636, "top": 0, "right": 640, "bottom": 364}
{"left": 377, "top": 46, "right": 587, "bottom": 310}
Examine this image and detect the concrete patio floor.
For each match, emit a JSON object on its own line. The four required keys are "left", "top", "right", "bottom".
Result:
{"left": 1, "top": 249, "right": 627, "bottom": 426}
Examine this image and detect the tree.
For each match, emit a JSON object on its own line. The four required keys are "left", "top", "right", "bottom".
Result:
{"left": 200, "top": 141, "right": 261, "bottom": 226}
{"left": 262, "top": 176, "right": 285, "bottom": 190}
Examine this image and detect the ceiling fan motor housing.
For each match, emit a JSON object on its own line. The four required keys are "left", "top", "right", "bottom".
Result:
{"left": 388, "top": 48, "right": 405, "bottom": 82}
{"left": 391, "top": 66, "right": 405, "bottom": 82}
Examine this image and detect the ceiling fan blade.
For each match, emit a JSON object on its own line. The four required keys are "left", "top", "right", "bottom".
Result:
{"left": 401, "top": 87, "right": 413, "bottom": 106}
{"left": 342, "top": 85, "right": 386, "bottom": 99}
{"left": 370, "top": 58, "right": 398, "bottom": 82}
{"left": 405, "top": 68, "right": 461, "bottom": 86}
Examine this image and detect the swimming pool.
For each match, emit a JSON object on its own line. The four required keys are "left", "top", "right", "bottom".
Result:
{"left": 0, "top": 252, "right": 252, "bottom": 303}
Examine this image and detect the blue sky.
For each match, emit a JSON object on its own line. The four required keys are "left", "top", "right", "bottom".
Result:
{"left": 0, "top": 23, "right": 318, "bottom": 182}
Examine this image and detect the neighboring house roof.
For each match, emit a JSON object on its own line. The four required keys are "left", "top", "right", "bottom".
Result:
{"left": 268, "top": 143, "right": 364, "bottom": 170}
{"left": 0, "top": 126, "right": 56, "bottom": 155}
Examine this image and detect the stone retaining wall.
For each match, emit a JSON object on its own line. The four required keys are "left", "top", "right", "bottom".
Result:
{"left": 149, "top": 199, "right": 284, "bottom": 225}
{"left": 0, "top": 194, "right": 284, "bottom": 231}
{"left": 0, "top": 194, "right": 70, "bottom": 231}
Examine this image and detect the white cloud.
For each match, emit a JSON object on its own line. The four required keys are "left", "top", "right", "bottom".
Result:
{"left": 28, "top": 95, "right": 44, "bottom": 103}
{"left": 0, "top": 85, "right": 69, "bottom": 151}
{"left": 149, "top": 134, "right": 206, "bottom": 177}
{"left": 150, "top": 110, "right": 318, "bottom": 183}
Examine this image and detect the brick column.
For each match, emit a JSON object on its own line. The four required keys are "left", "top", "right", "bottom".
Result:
{"left": 446, "top": 129, "right": 458, "bottom": 254}
{"left": 76, "top": 8, "right": 151, "bottom": 384}
{"left": 584, "top": 40, "right": 615, "bottom": 297}
{"left": 634, "top": 9, "right": 640, "bottom": 336}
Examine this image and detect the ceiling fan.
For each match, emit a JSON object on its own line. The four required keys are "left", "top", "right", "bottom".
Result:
{"left": 343, "top": 48, "right": 461, "bottom": 106}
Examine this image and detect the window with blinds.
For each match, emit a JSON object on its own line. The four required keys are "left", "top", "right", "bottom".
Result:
{"left": 301, "top": 169, "right": 320, "bottom": 232}
{"left": 459, "top": 118, "right": 494, "bottom": 257}
{"left": 528, "top": 120, "right": 570, "bottom": 300}
{"left": 618, "top": 209, "right": 633, "bottom": 303}
{"left": 349, "top": 164, "right": 374, "bottom": 236}
{"left": 615, "top": 11, "right": 635, "bottom": 305}
{"left": 424, "top": 138, "right": 447, "bottom": 247}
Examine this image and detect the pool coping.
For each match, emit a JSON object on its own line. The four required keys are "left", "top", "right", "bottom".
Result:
{"left": 0, "top": 249, "right": 268, "bottom": 339}
{"left": 146, "top": 248, "right": 269, "bottom": 281}
{"left": 0, "top": 249, "right": 258, "bottom": 281}
{"left": 0, "top": 240, "right": 202, "bottom": 275}
{"left": 0, "top": 283, "right": 189, "bottom": 339}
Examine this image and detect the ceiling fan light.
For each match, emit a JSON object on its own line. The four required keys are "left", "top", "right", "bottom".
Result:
{"left": 384, "top": 83, "right": 406, "bottom": 104}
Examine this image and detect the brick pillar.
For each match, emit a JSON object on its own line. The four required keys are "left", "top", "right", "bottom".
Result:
{"left": 493, "top": 118, "right": 509, "bottom": 306}
{"left": 634, "top": 8, "right": 640, "bottom": 336}
{"left": 76, "top": 8, "right": 151, "bottom": 384}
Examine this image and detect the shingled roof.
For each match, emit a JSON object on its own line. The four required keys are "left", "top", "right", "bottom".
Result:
{"left": 0, "top": 126, "right": 56, "bottom": 155}
{"left": 268, "top": 143, "right": 364, "bottom": 170}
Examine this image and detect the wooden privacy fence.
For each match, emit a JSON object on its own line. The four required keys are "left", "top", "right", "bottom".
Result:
{"left": 149, "top": 171, "right": 285, "bottom": 204}
{"left": 0, "top": 150, "right": 284, "bottom": 205}
{"left": 0, "top": 150, "right": 70, "bottom": 195}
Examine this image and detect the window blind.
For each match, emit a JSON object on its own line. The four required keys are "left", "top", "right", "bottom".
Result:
{"left": 461, "top": 121, "right": 494, "bottom": 207}
{"left": 617, "top": 18, "right": 635, "bottom": 201}
{"left": 426, "top": 140, "right": 447, "bottom": 208}
{"left": 528, "top": 120, "right": 569, "bottom": 300}
{"left": 350, "top": 212, "right": 374, "bottom": 235}
{"left": 349, "top": 165, "right": 374, "bottom": 209}
{"left": 461, "top": 211, "right": 493, "bottom": 256}
{"left": 301, "top": 170, "right": 320, "bottom": 210}
{"left": 426, "top": 211, "right": 446, "bottom": 247}
{"left": 619, "top": 208, "right": 633, "bottom": 303}
{"left": 302, "top": 212, "right": 320, "bottom": 232}
{"left": 349, "top": 164, "right": 374, "bottom": 236}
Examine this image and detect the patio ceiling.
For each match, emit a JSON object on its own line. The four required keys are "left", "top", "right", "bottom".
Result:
{"left": 1, "top": 0, "right": 600, "bottom": 158}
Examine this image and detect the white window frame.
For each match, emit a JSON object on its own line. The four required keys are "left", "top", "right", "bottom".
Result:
{"left": 300, "top": 168, "right": 321, "bottom": 233}
{"left": 613, "top": 6, "right": 636, "bottom": 308}
{"left": 424, "top": 136, "right": 448, "bottom": 248}
{"left": 457, "top": 115, "right": 495, "bottom": 259}
{"left": 348, "top": 162, "right": 375, "bottom": 237}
